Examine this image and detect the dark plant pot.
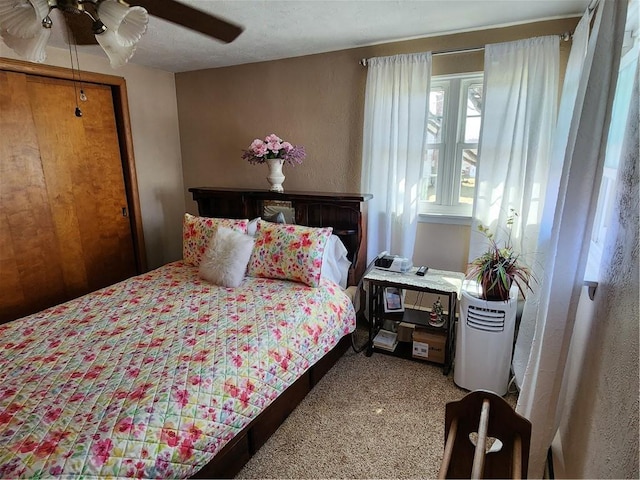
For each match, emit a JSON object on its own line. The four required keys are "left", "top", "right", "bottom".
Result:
{"left": 481, "top": 277, "right": 511, "bottom": 301}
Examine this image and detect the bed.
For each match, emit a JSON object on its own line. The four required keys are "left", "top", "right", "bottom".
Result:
{"left": 0, "top": 215, "right": 356, "bottom": 478}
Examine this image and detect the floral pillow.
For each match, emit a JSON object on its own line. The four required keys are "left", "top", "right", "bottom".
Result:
{"left": 247, "top": 219, "right": 333, "bottom": 287}
{"left": 183, "top": 213, "right": 249, "bottom": 266}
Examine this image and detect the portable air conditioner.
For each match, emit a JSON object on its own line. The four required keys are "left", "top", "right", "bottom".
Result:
{"left": 454, "top": 281, "right": 518, "bottom": 396}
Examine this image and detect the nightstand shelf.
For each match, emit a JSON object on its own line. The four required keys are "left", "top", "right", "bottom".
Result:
{"left": 364, "top": 266, "right": 465, "bottom": 374}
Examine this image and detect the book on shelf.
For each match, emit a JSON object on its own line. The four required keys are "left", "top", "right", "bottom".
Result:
{"left": 383, "top": 287, "right": 405, "bottom": 313}
{"left": 373, "top": 329, "right": 398, "bottom": 352}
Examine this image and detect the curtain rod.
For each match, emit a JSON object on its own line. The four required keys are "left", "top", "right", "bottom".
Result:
{"left": 359, "top": 31, "right": 573, "bottom": 66}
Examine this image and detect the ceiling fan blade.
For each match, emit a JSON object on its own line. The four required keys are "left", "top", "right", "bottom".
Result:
{"left": 62, "top": 11, "right": 98, "bottom": 45}
{"left": 134, "top": 0, "right": 243, "bottom": 43}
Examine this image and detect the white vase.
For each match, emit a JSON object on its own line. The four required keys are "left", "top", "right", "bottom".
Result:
{"left": 266, "top": 158, "right": 285, "bottom": 192}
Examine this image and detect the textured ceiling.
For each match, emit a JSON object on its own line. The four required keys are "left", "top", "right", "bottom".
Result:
{"left": 48, "top": 0, "right": 590, "bottom": 73}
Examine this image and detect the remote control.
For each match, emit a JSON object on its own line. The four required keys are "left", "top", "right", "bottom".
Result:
{"left": 416, "top": 266, "right": 428, "bottom": 276}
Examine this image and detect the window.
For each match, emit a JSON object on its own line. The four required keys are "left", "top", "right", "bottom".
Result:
{"left": 585, "top": 27, "right": 638, "bottom": 281}
{"left": 420, "top": 73, "right": 483, "bottom": 217}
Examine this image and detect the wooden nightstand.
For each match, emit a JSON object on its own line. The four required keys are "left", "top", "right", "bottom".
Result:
{"left": 364, "top": 266, "right": 465, "bottom": 374}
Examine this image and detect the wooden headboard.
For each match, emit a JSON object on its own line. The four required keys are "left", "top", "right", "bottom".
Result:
{"left": 188, "top": 188, "right": 372, "bottom": 286}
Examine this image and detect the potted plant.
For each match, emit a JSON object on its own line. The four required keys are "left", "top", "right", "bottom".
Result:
{"left": 466, "top": 211, "right": 535, "bottom": 301}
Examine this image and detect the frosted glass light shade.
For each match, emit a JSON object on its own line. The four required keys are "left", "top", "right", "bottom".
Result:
{"left": 0, "top": 0, "right": 49, "bottom": 38}
{"left": 95, "top": 28, "right": 137, "bottom": 68}
{"left": 0, "top": 0, "right": 50, "bottom": 62}
{"left": 97, "top": 1, "right": 148, "bottom": 47}
{"left": 1, "top": 26, "right": 50, "bottom": 62}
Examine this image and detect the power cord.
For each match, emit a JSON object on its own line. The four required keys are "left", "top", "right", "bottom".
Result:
{"left": 349, "top": 256, "right": 379, "bottom": 353}
{"left": 350, "top": 326, "right": 369, "bottom": 353}
{"left": 507, "top": 374, "right": 519, "bottom": 395}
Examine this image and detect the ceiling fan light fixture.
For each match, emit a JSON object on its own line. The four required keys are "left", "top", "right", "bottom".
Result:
{"left": 0, "top": 23, "right": 50, "bottom": 62}
{"left": 94, "top": 26, "right": 136, "bottom": 68}
{"left": 91, "top": 18, "right": 106, "bottom": 34}
{"left": 0, "top": 0, "right": 51, "bottom": 62}
{"left": 0, "top": 0, "right": 49, "bottom": 38}
{"left": 96, "top": 0, "right": 147, "bottom": 47}
{"left": 0, "top": 0, "right": 243, "bottom": 69}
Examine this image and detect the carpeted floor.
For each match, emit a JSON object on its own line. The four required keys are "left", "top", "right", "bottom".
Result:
{"left": 236, "top": 336, "right": 518, "bottom": 479}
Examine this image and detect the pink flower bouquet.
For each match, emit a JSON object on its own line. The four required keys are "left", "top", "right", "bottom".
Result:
{"left": 242, "top": 133, "right": 306, "bottom": 166}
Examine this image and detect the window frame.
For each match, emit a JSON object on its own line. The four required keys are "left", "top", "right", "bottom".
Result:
{"left": 420, "top": 72, "right": 484, "bottom": 218}
{"left": 584, "top": 35, "right": 638, "bottom": 281}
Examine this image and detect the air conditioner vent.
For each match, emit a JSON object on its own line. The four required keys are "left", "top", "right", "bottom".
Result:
{"left": 466, "top": 305, "right": 505, "bottom": 332}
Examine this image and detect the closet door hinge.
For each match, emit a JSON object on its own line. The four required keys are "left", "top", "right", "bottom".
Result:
{"left": 122, "top": 207, "right": 128, "bottom": 217}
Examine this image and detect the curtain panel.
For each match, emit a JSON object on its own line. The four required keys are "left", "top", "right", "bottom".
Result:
{"left": 361, "top": 52, "right": 432, "bottom": 262}
{"left": 469, "top": 35, "right": 559, "bottom": 264}
{"left": 515, "top": 1, "right": 628, "bottom": 476}
{"left": 512, "top": 13, "right": 592, "bottom": 388}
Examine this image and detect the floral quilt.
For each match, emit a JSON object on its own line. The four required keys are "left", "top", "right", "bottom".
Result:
{"left": 0, "top": 261, "right": 355, "bottom": 478}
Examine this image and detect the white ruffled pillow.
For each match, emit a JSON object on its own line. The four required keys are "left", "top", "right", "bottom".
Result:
{"left": 199, "top": 226, "right": 255, "bottom": 288}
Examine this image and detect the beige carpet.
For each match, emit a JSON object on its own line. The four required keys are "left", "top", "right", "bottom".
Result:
{"left": 236, "top": 338, "right": 518, "bottom": 479}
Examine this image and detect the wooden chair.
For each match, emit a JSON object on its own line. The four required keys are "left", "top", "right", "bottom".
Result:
{"left": 438, "top": 390, "right": 532, "bottom": 479}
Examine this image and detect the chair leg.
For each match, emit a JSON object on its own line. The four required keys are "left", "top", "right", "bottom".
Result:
{"left": 439, "top": 417, "right": 459, "bottom": 479}
{"left": 512, "top": 434, "right": 522, "bottom": 479}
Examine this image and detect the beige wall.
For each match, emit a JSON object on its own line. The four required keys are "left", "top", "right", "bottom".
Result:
{"left": 554, "top": 252, "right": 639, "bottom": 478}
{"left": 0, "top": 43, "right": 185, "bottom": 269}
{"left": 176, "top": 17, "right": 577, "bottom": 273}
{"left": 414, "top": 223, "right": 471, "bottom": 273}
{"left": 564, "top": 288, "right": 638, "bottom": 478}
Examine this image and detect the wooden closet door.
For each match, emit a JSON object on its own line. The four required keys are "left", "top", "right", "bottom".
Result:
{"left": 0, "top": 71, "right": 68, "bottom": 319}
{"left": 0, "top": 71, "right": 137, "bottom": 323}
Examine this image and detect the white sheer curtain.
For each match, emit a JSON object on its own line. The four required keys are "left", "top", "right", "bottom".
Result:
{"left": 514, "top": 0, "right": 628, "bottom": 476}
{"left": 468, "top": 36, "right": 559, "bottom": 263}
{"left": 361, "top": 53, "right": 431, "bottom": 262}
{"left": 512, "top": 10, "right": 591, "bottom": 390}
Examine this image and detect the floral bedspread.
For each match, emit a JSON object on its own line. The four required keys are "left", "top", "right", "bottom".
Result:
{"left": 0, "top": 261, "right": 355, "bottom": 478}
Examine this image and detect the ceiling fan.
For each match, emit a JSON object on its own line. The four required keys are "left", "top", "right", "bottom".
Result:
{"left": 0, "top": 0, "right": 244, "bottom": 67}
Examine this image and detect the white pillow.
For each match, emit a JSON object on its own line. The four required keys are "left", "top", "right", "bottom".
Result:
{"left": 321, "top": 235, "right": 352, "bottom": 289}
{"left": 247, "top": 217, "right": 260, "bottom": 236}
{"left": 199, "top": 226, "right": 255, "bottom": 288}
